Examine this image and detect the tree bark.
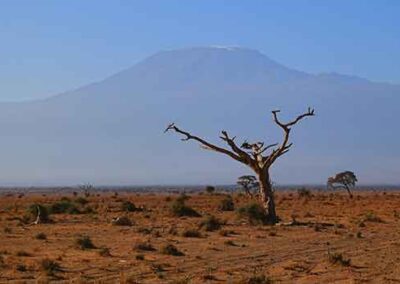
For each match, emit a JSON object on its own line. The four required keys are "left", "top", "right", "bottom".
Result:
{"left": 258, "top": 171, "right": 278, "bottom": 224}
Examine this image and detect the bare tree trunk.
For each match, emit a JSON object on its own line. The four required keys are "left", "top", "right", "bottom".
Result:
{"left": 258, "top": 171, "right": 278, "bottom": 224}
{"left": 345, "top": 185, "right": 353, "bottom": 198}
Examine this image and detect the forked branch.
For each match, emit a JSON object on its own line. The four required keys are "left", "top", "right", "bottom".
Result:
{"left": 265, "top": 108, "right": 315, "bottom": 167}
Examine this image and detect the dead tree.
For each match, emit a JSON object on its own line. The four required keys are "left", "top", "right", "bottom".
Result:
{"left": 327, "top": 171, "right": 357, "bottom": 198}
{"left": 165, "top": 108, "right": 315, "bottom": 224}
{"left": 237, "top": 175, "right": 259, "bottom": 198}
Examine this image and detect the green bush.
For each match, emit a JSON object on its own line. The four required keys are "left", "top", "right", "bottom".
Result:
{"left": 219, "top": 196, "right": 235, "bottom": 211}
{"left": 75, "top": 197, "right": 89, "bottom": 205}
{"left": 237, "top": 203, "right": 268, "bottom": 225}
{"left": 205, "top": 186, "right": 215, "bottom": 194}
{"left": 170, "top": 198, "right": 201, "bottom": 217}
{"left": 27, "top": 204, "right": 51, "bottom": 223}
{"left": 49, "top": 201, "right": 80, "bottom": 214}
{"left": 199, "top": 215, "right": 223, "bottom": 231}
{"left": 121, "top": 200, "right": 137, "bottom": 212}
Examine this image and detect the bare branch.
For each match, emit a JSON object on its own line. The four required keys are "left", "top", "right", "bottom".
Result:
{"left": 165, "top": 123, "right": 246, "bottom": 163}
{"left": 264, "top": 108, "right": 314, "bottom": 168}
{"left": 220, "top": 131, "right": 253, "bottom": 165}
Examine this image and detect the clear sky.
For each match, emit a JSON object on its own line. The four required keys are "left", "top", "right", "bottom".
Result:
{"left": 1, "top": 0, "right": 399, "bottom": 101}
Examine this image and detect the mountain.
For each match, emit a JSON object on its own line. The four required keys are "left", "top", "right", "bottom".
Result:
{"left": 0, "top": 46, "right": 399, "bottom": 186}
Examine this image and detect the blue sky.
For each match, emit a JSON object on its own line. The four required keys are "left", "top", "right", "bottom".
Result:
{"left": 1, "top": 0, "right": 399, "bottom": 101}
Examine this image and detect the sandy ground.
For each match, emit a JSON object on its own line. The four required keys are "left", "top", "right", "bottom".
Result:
{"left": 0, "top": 190, "right": 399, "bottom": 283}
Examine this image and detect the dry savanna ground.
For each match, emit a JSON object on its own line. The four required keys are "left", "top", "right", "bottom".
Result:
{"left": 0, "top": 189, "right": 400, "bottom": 283}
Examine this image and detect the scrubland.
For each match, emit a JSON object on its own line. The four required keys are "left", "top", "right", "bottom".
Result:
{"left": 0, "top": 189, "right": 399, "bottom": 283}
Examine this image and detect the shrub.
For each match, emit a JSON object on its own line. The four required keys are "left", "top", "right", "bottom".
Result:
{"left": 219, "top": 229, "right": 235, "bottom": 237}
{"left": 41, "top": 259, "right": 61, "bottom": 276}
{"left": 16, "top": 264, "right": 27, "bottom": 272}
{"left": 219, "top": 196, "right": 235, "bottom": 211}
{"left": 161, "top": 244, "right": 184, "bottom": 256}
{"left": 35, "top": 233, "right": 47, "bottom": 240}
{"left": 27, "top": 204, "right": 51, "bottom": 223}
{"left": 99, "top": 247, "right": 111, "bottom": 257}
{"left": 176, "top": 193, "right": 190, "bottom": 203}
{"left": 363, "top": 211, "right": 383, "bottom": 223}
{"left": 134, "top": 242, "right": 155, "bottom": 252}
{"left": 112, "top": 216, "right": 133, "bottom": 226}
{"left": 16, "top": 251, "right": 32, "bottom": 257}
{"left": 297, "top": 187, "right": 312, "bottom": 198}
{"left": 49, "top": 201, "right": 80, "bottom": 214}
{"left": 237, "top": 203, "right": 268, "bottom": 225}
{"left": 75, "top": 197, "right": 89, "bottom": 206}
{"left": 199, "top": 215, "right": 223, "bottom": 232}
{"left": 224, "top": 240, "right": 236, "bottom": 246}
{"left": 328, "top": 251, "right": 351, "bottom": 266}
{"left": 182, "top": 229, "right": 202, "bottom": 238}
{"left": 3, "top": 227, "right": 12, "bottom": 234}
{"left": 205, "top": 186, "right": 215, "bottom": 194}
{"left": 75, "top": 235, "right": 96, "bottom": 250}
{"left": 121, "top": 201, "right": 137, "bottom": 212}
{"left": 170, "top": 198, "right": 200, "bottom": 217}
{"left": 245, "top": 274, "right": 273, "bottom": 284}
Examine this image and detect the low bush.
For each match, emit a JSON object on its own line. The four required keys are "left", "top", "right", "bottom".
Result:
{"left": 75, "top": 235, "right": 96, "bottom": 250}
{"left": 297, "top": 187, "right": 312, "bottom": 198}
{"left": 41, "top": 259, "right": 62, "bottom": 276}
{"left": 16, "top": 264, "right": 27, "bottom": 272}
{"left": 182, "top": 229, "right": 202, "bottom": 238}
{"left": 112, "top": 216, "right": 133, "bottom": 226}
{"left": 328, "top": 251, "right": 351, "bottom": 266}
{"left": 199, "top": 215, "right": 223, "bottom": 232}
{"left": 170, "top": 198, "right": 201, "bottom": 217}
{"left": 363, "top": 211, "right": 383, "bottom": 223}
{"left": 219, "top": 196, "right": 235, "bottom": 211}
{"left": 99, "top": 247, "right": 111, "bottom": 257}
{"left": 134, "top": 242, "right": 156, "bottom": 252}
{"left": 75, "top": 197, "right": 89, "bottom": 206}
{"left": 49, "top": 201, "right": 80, "bottom": 214}
{"left": 27, "top": 204, "right": 51, "bottom": 223}
{"left": 244, "top": 274, "right": 273, "bottom": 284}
{"left": 16, "top": 251, "right": 32, "bottom": 257}
{"left": 121, "top": 200, "right": 137, "bottom": 212}
{"left": 237, "top": 203, "right": 268, "bottom": 225}
{"left": 205, "top": 186, "right": 215, "bottom": 194}
{"left": 35, "top": 233, "right": 47, "bottom": 240}
{"left": 161, "top": 244, "right": 184, "bottom": 256}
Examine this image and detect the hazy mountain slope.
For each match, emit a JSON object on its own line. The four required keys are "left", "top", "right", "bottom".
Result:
{"left": 0, "top": 47, "right": 399, "bottom": 185}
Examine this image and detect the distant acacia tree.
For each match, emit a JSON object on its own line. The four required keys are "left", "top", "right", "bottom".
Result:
{"left": 327, "top": 171, "right": 357, "bottom": 198}
{"left": 165, "top": 108, "right": 315, "bottom": 225}
{"left": 237, "top": 175, "right": 259, "bottom": 197}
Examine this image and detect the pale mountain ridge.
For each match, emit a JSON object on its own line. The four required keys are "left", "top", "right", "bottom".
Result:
{"left": 0, "top": 46, "right": 398, "bottom": 186}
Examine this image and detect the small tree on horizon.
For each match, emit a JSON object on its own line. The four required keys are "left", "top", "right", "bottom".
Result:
{"left": 237, "top": 175, "right": 259, "bottom": 198}
{"left": 327, "top": 171, "right": 357, "bottom": 198}
{"left": 165, "top": 107, "right": 315, "bottom": 225}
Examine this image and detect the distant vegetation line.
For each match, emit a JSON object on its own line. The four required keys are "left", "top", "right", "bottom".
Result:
{"left": 0, "top": 184, "right": 399, "bottom": 194}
